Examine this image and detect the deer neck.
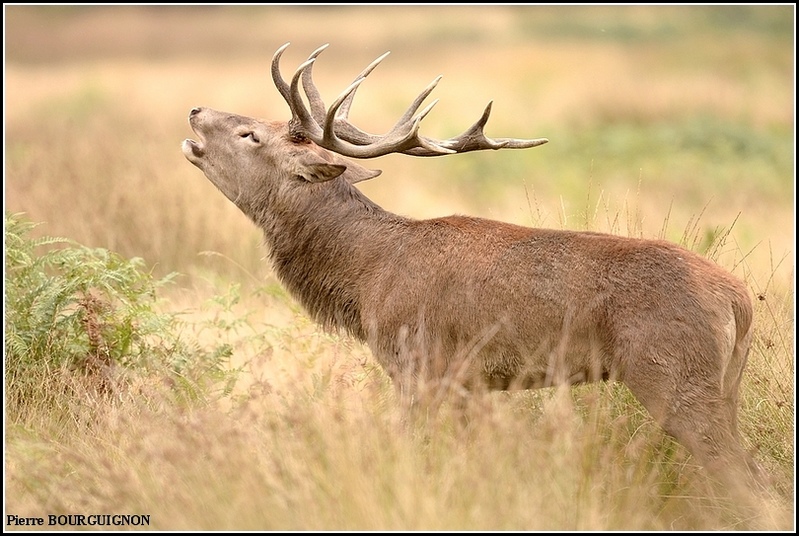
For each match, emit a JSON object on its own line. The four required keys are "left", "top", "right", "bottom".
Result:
{"left": 254, "top": 178, "right": 402, "bottom": 339}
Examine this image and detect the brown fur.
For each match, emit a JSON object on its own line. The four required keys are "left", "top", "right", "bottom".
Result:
{"left": 182, "top": 107, "right": 762, "bottom": 489}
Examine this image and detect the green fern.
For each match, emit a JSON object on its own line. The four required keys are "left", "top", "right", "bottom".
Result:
{"left": 4, "top": 212, "right": 237, "bottom": 422}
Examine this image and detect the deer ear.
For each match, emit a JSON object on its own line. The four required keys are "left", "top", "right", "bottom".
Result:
{"left": 296, "top": 150, "right": 348, "bottom": 183}
{"left": 303, "top": 163, "right": 382, "bottom": 184}
{"left": 340, "top": 161, "right": 382, "bottom": 184}
{"left": 301, "top": 163, "right": 347, "bottom": 183}
{"left": 297, "top": 151, "right": 382, "bottom": 184}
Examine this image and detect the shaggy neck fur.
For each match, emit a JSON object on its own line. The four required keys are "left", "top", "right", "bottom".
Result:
{"left": 250, "top": 176, "right": 406, "bottom": 340}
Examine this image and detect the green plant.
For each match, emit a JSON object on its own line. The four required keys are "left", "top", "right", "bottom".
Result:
{"left": 4, "top": 212, "right": 236, "bottom": 426}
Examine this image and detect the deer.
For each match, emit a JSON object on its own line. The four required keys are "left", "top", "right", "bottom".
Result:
{"left": 182, "top": 43, "right": 764, "bottom": 491}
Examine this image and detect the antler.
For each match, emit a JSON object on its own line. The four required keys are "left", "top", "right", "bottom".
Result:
{"left": 271, "top": 43, "right": 549, "bottom": 158}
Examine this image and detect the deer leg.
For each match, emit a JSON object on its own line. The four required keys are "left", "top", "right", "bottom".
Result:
{"left": 620, "top": 348, "right": 765, "bottom": 494}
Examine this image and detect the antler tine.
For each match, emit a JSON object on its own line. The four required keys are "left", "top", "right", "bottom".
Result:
{"left": 386, "top": 96, "right": 458, "bottom": 155}
{"left": 273, "top": 43, "right": 329, "bottom": 137}
{"left": 325, "top": 75, "right": 442, "bottom": 136}
{"left": 271, "top": 42, "right": 292, "bottom": 103}
{"left": 336, "top": 51, "right": 391, "bottom": 120}
{"left": 323, "top": 74, "right": 452, "bottom": 155}
{"left": 323, "top": 77, "right": 454, "bottom": 157}
{"left": 300, "top": 44, "right": 330, "bottom": 124}
{"left": 408, "top": 112, "right": 458, "bottom": 155}
{"left": 317, "top": 75, "right": 465, "bottom": 157}
{"left": 289, "top": 59, "right": 324, "bottom": 139}
{"left": 324, "top": 77, "right": 369, "bottom": 144}
{"left": 441, "top": 101, "right": 508, "bottom": 150}
{"left": 395, "top": 75, "right": 443, "bottom": 125}
{"left": 412, "top": 98, "right": 440, "bottom": 127}
{"left": 430, "top": 102, "right": 549, "bottom": 153}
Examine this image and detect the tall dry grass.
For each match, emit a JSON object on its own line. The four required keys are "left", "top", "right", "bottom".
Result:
{"left": 4, "top": 5, "right": 795, "bottom": 531}
{"left": 5, "top": 287, "right": 794, "bottom": 530}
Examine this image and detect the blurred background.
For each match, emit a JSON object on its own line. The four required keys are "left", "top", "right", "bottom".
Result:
{"left": 4, "top": 7, "right": 795, "bottom": 529}
{"left": 5, "top": 5, "right": 795, "bottom": 295}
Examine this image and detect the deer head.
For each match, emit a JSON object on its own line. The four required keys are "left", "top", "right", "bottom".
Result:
{"left": 182, "top": 43, "right": 547, "bottom": 216}
{"left": 182, "top": 107, "right": 382, "bottom": 215}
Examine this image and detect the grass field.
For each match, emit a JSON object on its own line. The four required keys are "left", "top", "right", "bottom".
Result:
{"left": 4, "top": 5, "right": 795, "bottom": 531}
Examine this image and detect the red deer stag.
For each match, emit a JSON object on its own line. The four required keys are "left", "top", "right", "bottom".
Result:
{"left": 182, "top": 43, "right": 762, "bottom": 488}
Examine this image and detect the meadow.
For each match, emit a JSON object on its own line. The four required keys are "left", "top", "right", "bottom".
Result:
{"left": 4, "top": 5, "right": 795, "bottom": 530}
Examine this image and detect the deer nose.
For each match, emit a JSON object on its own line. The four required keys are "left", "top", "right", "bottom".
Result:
{"left": 189, "top": 107, "right": 202, "bottom": 117}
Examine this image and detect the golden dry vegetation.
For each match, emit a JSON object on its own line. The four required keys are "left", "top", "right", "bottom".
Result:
{"left": 4, "top": 5, "right": 795, "bottom": 531}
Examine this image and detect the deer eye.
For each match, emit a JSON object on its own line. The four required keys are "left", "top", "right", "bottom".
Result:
{"left": 239, "top": 131, "right": 260, "bottom": 143}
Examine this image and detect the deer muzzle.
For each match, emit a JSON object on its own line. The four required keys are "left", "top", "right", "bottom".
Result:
{"left": 182, "top": 107, "right": 206, "bottom": 162}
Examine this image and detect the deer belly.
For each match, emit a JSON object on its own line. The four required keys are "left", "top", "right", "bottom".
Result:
{"left": 367, "top": 311, "right": 609, "bottom": 391}
{"left": 476, "top": 329, "right": 610, "bottom": 390}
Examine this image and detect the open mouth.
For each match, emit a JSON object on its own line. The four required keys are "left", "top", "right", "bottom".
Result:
{"left": 182, "top": 110, "right": 206, "bottom": 162}
{"left": 182, "top": 138, "right": 205, "bottom": 159}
